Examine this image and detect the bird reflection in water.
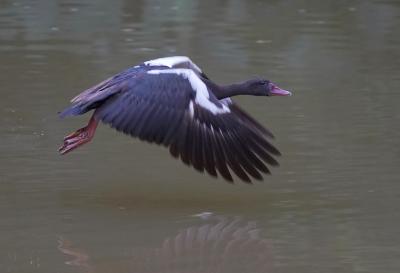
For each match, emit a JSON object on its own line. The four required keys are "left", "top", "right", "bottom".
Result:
{"left": 58, "top": 216, "right": 272, "bottom": 273}
{"left": 57, "top": 237, "right": 93, "bottom": 272}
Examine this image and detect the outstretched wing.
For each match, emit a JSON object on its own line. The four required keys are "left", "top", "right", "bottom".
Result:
{"left": 94, "top": 68, "right": 280, "bottom": 183}
{"left": 75, "top": 66, "right": 151, "bottom": 104}
{"left": 60, "top": 56, "right": 207, "bottom": 118}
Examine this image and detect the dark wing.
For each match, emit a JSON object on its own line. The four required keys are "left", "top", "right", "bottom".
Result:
{"left": 168, "top": 98, "right": 280, "bottom": 183}
{"left": 73, "top": 67, "right": 143, "bottom": 105}
{"left": 59, "top": 66, "right": 149, "bottom": 117}
{"left": 94, "top": 70, "right": 280, "bottom": 183}
{"left": 219, "top": 98, "right": 275, "bottom": 138}
{"left": 61, "top": 57, "right": 206, "bottom": 118}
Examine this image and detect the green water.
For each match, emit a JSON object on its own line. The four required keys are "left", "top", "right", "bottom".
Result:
{"left": 1, "top": 0, "right": 400, "bottom": 272}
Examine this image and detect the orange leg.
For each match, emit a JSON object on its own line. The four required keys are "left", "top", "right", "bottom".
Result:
{"left": 59, "top": 115, "right": 99, "bottom": 155}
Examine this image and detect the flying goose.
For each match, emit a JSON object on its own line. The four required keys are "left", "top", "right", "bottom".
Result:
{"left": 59, "top": 56, "right": 291, "bottom": 183}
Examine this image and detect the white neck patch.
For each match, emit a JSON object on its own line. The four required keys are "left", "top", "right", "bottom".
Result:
{"left": 147, "top": 69, "right": 230, "bottom": 115}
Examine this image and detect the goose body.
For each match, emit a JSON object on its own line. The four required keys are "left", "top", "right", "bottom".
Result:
{"left": 59, "top": 56, "right": 291, "bottom": 183}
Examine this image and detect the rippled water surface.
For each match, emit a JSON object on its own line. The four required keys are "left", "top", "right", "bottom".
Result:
{"left": 1, "top": 0, "right": 400, "bottom": 272}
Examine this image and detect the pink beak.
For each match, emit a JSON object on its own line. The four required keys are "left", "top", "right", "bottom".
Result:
{"left": 269, "top": 83, "right": 292, "bottom": 96}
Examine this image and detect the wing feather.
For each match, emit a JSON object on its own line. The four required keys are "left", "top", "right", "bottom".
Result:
{"left": 90, "top": 70, "right": 280, "bottom": 183}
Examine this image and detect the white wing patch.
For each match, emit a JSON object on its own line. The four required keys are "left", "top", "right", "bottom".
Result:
{"left": 147, "top": 69, "right": 230, "bottom": 115}
{"left": 220, "top": 98, "right": 233, "bottom": 106}
{"left": 144, "top": 56, "right": 202, "bottom": 73}
{"left": 188, "top": 101, "right": 194, "bottom": 117}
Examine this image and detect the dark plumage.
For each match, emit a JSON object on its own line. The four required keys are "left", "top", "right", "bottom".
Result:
{"left": 59, "top": 56, "right": 291, "bottom": 183}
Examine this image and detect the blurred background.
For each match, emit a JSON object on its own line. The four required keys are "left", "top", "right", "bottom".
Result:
{"left": 1, "top": 0, "right": 400, "bottom": 272}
